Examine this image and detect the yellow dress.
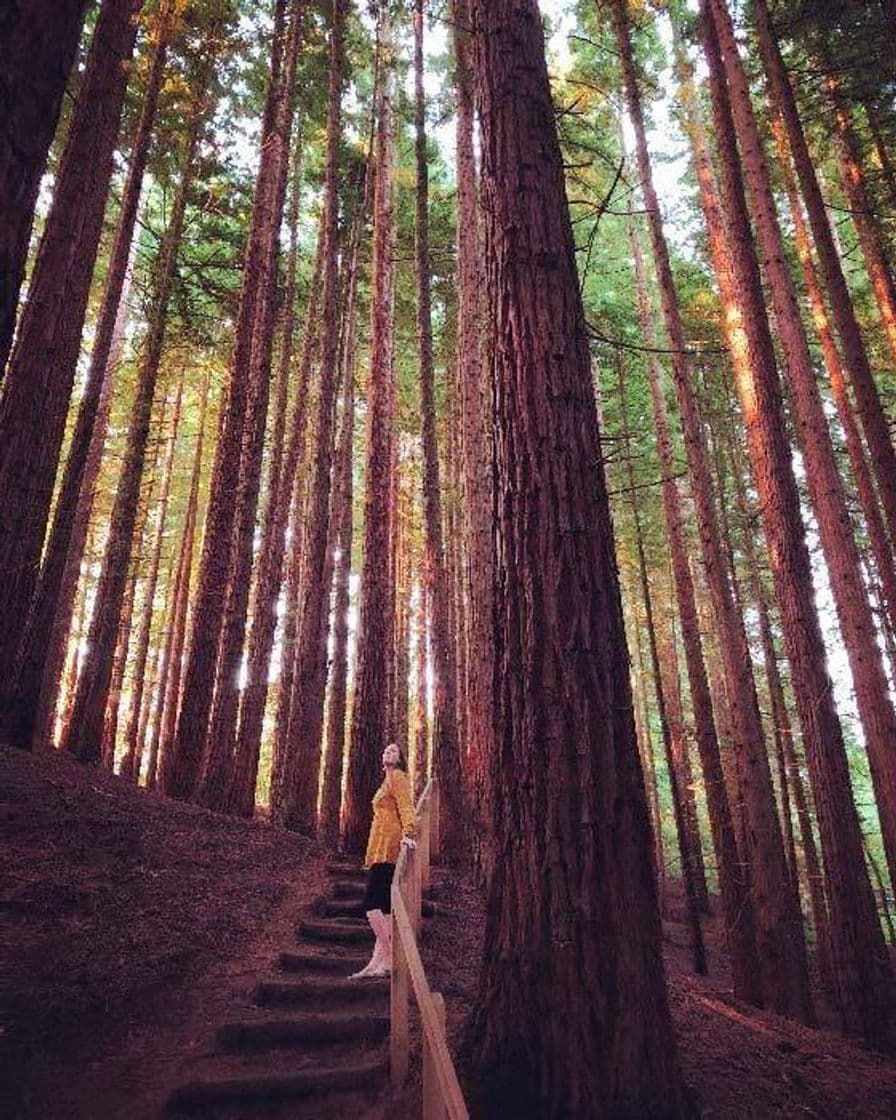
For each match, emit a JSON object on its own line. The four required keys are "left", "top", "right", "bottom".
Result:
{"left": 363, "top": 768, "right": 417, "bottom": 868}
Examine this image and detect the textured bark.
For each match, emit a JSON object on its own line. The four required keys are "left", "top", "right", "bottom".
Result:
{"left": 413, "top": 580, "right": 430, "bottom": 797}
{"left": 199, "top": 1, "right": 304, "bottom": 811}
{"left": 2, "top": 3, "right": 175, "bottom": 752}
{"left": 319, "top": 245, "right": 360, "bottom": 846}
{"left": 163, "top": 0, "right": 289, "bottom": 800}
{"left": 617, "top": 1, "right": 808, "bottom": 1019}
{"left": 0, "top": 0, "right": 90, "bottom": 373}
{"left": 414, "top": 0, "right": 465, "bottom": 856}
{"left": 0, "top": 0, "right": 143, "bottom": 690}
{"left": 701, "top": 0, "right": 895, "bottom": 1047}
{"left": 120, "top": 371, "right": 184, "bottom": 782}
{"left": 466, "top": 3, "right": 687, "bottom": 1115}
{"left": 752, "top": 0, "right": 896, "bottom": 552}
{"left": 276, "top": 0, "right": 346, "bottom": 833}
{"left": 342, "top": 35, "right": 398, "bottom": 853}
{"left": 628, "top": 583, "right": 665, "bottom": 887}
{"left": 711, "top": 0, "right": 896, "bottom": 922}
{"left": 452, "top": 0, "right": 493, "bottom": 874}
{"left": 63, "top": 113, "right": 200, "bottom": 765}
{"left": 156, "top": 372, "right": 212, "bottom": 787}
{"left": 629, "top": 211, "right": 759, "bottom": 1002}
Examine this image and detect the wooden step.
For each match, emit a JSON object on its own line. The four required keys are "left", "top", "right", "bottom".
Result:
{"left": 256, "top": 976, "right": 389, "bottom": 1009}
{"left": 298, "top": 918, "right": 373, "bottom": 945}
{"left": 321, "top": 896, "right": 437, "bottom": 920}
{"left": 166, "top": 1056, "right": 387, "bottom": 1110}
{"left": 278, "top": 949, "right": 369, "bottom": 975}
{"left": 332, "top": 878, "right": 440, "bottom": 902}
{"left": 217, "top": 1011, "right": 389, "bottom": 1052}
{"left": 326, "top": 861, "right": 365, "bottom": 879}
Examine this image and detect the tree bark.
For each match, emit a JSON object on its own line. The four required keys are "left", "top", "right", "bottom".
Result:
{"left": 275, "top": 0, "right": 346, "bottom": 834}
{"left": 163, "top": 0, "right": 290, "bottom": 800}
{"left": 616, "top": 0, "right": 809, "bottom": 1020}
{"left": 700, "top": 0, "right": 895, "bottom": 1047}
{"left": 2, "top": 1, "right": 176, "bottom": 751}
{"left": 465, "top": 3, "right": 687, "bottom": 1114}
{"left": 0, "top": 0, "right": 90, "bottom": 373}
{"left": 63, "top": 111, "right": 201, "bottom": 765}
{"left": 0, "top": 0, "right": 143, "bottom": 691}
{"left": 711, "top": 0, "right": 896, "bottom": 927}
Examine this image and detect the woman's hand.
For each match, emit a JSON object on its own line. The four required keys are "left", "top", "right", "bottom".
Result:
{"left": 400, "top": 836, "right": 417, "bottom": 850}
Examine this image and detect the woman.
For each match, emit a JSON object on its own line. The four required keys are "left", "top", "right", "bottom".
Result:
{"left": 349, "top": 741, "right": 417, "bottom": 979}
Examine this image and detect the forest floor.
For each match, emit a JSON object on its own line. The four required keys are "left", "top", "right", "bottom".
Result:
{"left": 2, "top": 746, "right": 896, "bottom": 1119}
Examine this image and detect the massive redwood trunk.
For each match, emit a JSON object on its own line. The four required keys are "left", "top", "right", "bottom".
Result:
{"left": 342, "top": 41, "right": 397, "bottom": 853}
{"left": 700, "top": 0, "right": 895, "bottom": 1048}
{"left": 0, "top": 0, "right": 143, "bottom": 692}
{"left": 465, "top": 3, "right": 687, "bottom": 1114}
{"left": 0, "top": 0, "right": 90, "bottom": 373}
{"left": 413, "top": 0, "right": 465, "bottom": 856}
{"left": 63, "top": 112, "right": 201, "bottom": 765}
{"left": 163, "top": 0, "right": 290, "bottom": 801}
{"left": 751, "top": 0, "right": 896, "bottom": 555}
{"left": 4, "top": 1, "right": 175, "bottom": 751}
{"left": 710, "top": 0, "right": 896, "bottom": 932}
{"left": 614, "top": 0, "right": 809, "bottom": 1022}
{"left": 275, "top": 0, "right": 346, "bottom": 834}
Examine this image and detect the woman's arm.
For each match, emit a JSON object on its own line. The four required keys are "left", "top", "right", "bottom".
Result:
{"left": 388, "top": 769, "right": 418, "bottom": 839}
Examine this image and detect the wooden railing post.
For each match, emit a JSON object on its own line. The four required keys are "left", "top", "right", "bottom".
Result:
{"left": 391, "top": 883, "right": 410, "bottom": 1087}
{"left": 423, "top": 991, "right": 447, "bottom": 1120}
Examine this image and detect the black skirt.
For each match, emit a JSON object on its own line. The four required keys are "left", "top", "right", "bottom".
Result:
{"left": 361, "top": 862, "right": 395, "bottom": 914}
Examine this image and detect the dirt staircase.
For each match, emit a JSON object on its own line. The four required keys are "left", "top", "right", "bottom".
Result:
{"left": 165, "top": 861, "right": 434, "bottom": 1118}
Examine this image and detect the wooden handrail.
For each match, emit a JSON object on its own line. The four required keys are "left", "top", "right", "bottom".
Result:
{"left": 391, "top": 778, "right": 469, "bottom": 1120}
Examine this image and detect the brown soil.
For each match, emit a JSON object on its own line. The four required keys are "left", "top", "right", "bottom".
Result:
{"left": 3, "top": 746, "right": 896, "bottom": 1118}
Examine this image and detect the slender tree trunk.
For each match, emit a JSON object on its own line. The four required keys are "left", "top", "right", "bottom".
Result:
{"left": 628, "top": 210, "right": 760, "bottom": 1002}
{"left": 3, "top": 2, "right": 176, "bottom": 750}
{"left": 751, "top": 0, "right": 896, "bottom": 557}
{"left": 413, "top": 579, "right": 430, "bottom": 797}
{"left": 164, "top": 0, "right": 290, "bottom": 800}
{"left": 452, "top": 0, "right": 493, "bottom": 877}
{"left": 615, "top": 1, "right": 808, "bottom": 1018}
{"left": 0, "top": 0, "right": 90, "bottom": 373}
{"left": 156, "top": 370, "right": 212, "bottom": 785}
{"left": 700, "top": 0, "right": 895, "bottom": 1048}
{"left": 276, "top": 0, "right": 346, "bottom": 834}
{"left": 466, "top": 3, "right": 687, "bottom": 1114}
{"left": 0, "top": 0, "right": 143, "bottom": 689}
{"left": 711, "top": 0, "right": 896, "bottom": 920}
{"left": 199, "top": 2, "right": 304, "bottom": 811}
{"left": 414, "top": 0, "right": 465, "bottom": 856}
{"left": 63, "top": 113, "right": 201, "bottom": 765}
{"left": 343, "top": 21, "right": 400, "bottom": 852}
{"left": 121, "top": 369, "right": 184, "bottom": 781}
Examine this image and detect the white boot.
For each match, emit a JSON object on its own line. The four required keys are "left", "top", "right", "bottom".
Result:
{"left": 349, "top": 909, "right": 385, "bottom": 979}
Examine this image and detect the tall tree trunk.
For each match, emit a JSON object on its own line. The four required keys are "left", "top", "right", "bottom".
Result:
{"left": 413, "top": 579, "right": 430, "bottom": 797}
{"left": 163, "top": 0, "right": 290, "bottom": 800}
{"left": 711, "top": 0, "right": 896, "bottom": 921}
{"left": 342, "top": 21, "right": 400, "bottom": 853}
{"left": 121, "top": 368, "right": 184, "bottom": 781}
{"left": 700, "top": 0, "right": 895, "bottom": 1048}
{"left": 751, "top": 0, "right": 896, "bottom": 556}
{"left": 276, "top": 0, "right": 346, "bottom": 834}
{"left": 466, "top": 3, "right": 687, "bottom": 1114}
{"left": 452, "top": 0, "right": 493, "bottom": 877}
{"left": 0, "top": 0, "right": 90, "bottom": 373}
{"left": 199, "top": 2, "right": 304, "bottom": 811}
{"left": 628, "top": 210, "right": 760, "bottom": 1002}
{"left": 414, "top": 0, "right": 465, "bottom": 856}
{"left": 0, "top": 0, "right": 143, "bottom": 690}
{"left": 319, "top": 247, "right": 360, "bottom": 846}
{"left": 3, "top": 1, "right": 175, "bottom": 751}
{"left": 156, "top": 370, "right": 212, "bottom": 786}
{"left": 63, "top": 112, "right": 201, "bottom": 765}
{"left": 615, "top": 0, "right": 809, "bottom": 1020}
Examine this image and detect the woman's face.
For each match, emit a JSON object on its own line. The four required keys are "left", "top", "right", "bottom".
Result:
{"left": 382, "top": 742, "right": 400, "bottom": 769}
